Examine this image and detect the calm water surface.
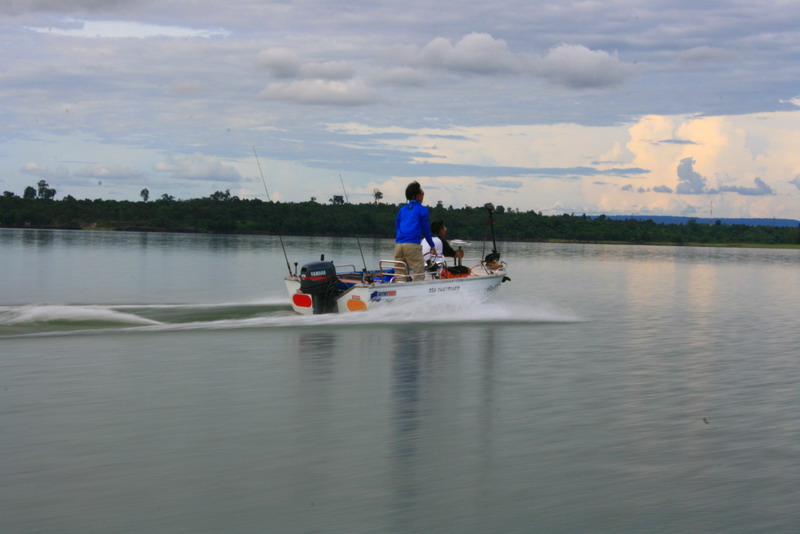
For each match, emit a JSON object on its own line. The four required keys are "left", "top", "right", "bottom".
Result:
{"left": 1, "top": 228, "right": 799, "bottom": 533}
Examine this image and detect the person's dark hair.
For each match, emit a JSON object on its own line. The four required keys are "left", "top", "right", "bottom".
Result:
{"left": 405, "top": 181, "right": 422, "bottom": 201}
{"left": 430, "top": 220, "right": 445, "bottom": 235}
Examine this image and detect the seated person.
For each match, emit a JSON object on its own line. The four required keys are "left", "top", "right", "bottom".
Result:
{"left": 422, "top": 220, "right": 465, "bottom": 266}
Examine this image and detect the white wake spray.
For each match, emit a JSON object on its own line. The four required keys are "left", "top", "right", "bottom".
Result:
{"left": 0, "top": 305, "right": 161, "bottom": 326}
{"left": 0, "top": 294, "right": 580, "bottom": 337}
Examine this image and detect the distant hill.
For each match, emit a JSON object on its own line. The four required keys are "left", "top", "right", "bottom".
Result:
{"left": 595, "top": 215, "right": 800, "bottom": 227}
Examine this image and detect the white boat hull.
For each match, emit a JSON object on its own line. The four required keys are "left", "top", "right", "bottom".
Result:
{"left": 285, "top": 265, "right": 508, "bottom": 315}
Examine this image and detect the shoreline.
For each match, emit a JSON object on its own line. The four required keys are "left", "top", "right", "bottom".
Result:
{"left": 3, "top": 224, "right": 798, "bottom": 250}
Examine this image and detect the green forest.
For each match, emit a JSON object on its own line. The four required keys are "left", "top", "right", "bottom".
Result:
{"left": 2, "top": 185, "right": 799, "bottom": 247}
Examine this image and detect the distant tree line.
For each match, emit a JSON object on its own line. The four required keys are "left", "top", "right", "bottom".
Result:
{"left": 2, "top": 185, "right": 799, "bottom": 246}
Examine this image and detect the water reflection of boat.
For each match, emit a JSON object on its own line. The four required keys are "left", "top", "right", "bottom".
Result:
{"left": 285, "top": 203, "right": 510, "bottom": 315}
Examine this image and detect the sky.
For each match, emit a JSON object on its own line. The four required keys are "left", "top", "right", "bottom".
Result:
{"left": 2, "top": 0, "right": 800, "bottom": 219}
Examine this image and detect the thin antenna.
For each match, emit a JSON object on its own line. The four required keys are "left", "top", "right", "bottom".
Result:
{"left": 253, "top": 146, "right": 292, "bottom": 276}
{"left": 338, "top": 174, "right": 349, "bottom": 203}
{"left": 339, "top": 174, "right": 368, "bottom": 272}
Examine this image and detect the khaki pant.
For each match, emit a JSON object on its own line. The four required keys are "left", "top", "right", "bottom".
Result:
{"left": 394, "top": 242, "right": 425, "bottom": 281}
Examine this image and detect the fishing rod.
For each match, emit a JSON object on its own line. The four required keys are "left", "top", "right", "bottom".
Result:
{"left": 253, "top": 146, "right": 293, "bottom": 276}
{"left": 339, "top": 174, "right": 368, "bottom": 272}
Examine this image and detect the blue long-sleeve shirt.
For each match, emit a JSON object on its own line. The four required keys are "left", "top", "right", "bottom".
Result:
{"left": 396, "top": 200, "right": 436, "bottom": 248}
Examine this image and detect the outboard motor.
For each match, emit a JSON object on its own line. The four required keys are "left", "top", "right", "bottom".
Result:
{"left": 299, "top": 260, "right": 340, "bottom": 314}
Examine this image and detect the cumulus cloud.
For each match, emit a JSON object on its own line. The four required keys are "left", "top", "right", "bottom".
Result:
{"left": 153, "top": 153, "right": 241, "bottom": 182}
{"left": 675, "top": 157, "right": 709, "bottom": 194}
{"left": 419, "top": 33, "right": 521, "bottom": 75}
{"left": 259, "top": 78, "right": 379, "bottom": 106}
{"left": 653, "top": 185, "right": 673, "bottom": 193}
{"left": 254, "top": 33, "right": 634, "bottom": 109}
{"left": 535, "top": 44, "right": 635, "bottom": 89}
{"left": 255, "top": 47, "right": 371, "bottom": 105}
{"left": 719, "top": 177, "right": 774, "bottom": 196}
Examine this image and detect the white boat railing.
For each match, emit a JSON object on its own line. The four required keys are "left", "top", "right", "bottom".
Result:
{"left": 378, "top": 260, "right": 413, "bottom": 282}
{"left": 305, "top": 258, "right": 505, "bottom": 286}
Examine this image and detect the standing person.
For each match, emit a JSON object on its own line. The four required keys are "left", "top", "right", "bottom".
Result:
{"left": 395, "top": 181, "right": 436, "bottom": 281}
{"left": 422, "top": 220, "right": 465, "bottom": 264}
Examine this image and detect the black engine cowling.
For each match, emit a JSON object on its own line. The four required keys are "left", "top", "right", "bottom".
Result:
{"left": 299, "top": 261, "right": 337, "bottom": 292}
{"left": 299, "top": 261, "right": 340, "bottom": 314}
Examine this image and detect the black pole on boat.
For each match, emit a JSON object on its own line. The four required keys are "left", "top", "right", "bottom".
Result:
{"left": 253, "top": 146, "right": 293, "bottom": 276}
{"left": 485, "top": 203, "right": 498, "bottom": 252}
{"left": 484, "top": 202, "right": 500, "bottom": 263}
{"left": 339, "top": 174, "right": 368, "bottom": 273}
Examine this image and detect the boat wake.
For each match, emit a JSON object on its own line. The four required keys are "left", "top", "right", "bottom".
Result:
{"left": 0, "top": 294, "right": 579, "bottom": 338}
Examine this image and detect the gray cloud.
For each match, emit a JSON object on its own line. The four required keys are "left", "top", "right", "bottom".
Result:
{"left": 74, "top": 164, "right": 143, "bottom": 181}
{"left": 675, "top": 157, "right": 709, "bottom": 194}
{"left": 256, "top": 48, "right": 355, "bottom": 80}
{"left": 719, "top": 177, "right": 774, "bottom": 196}
{"left": 377, "top": 67, "right": 428, "bottom": 87}
{"left": 392, "top": 34, "right": 635, "bottom": 90}
{"left": 259, "top": 78, "right": 379, "bottom": 106}
{"left": 481, "top": 179, "right": 522, "bottom": 189}
{"left": 534, "top": 44, "right": 636, "bottom": 89}
{"left": 658, "top": 138, "right": 698, "bottom": 145}
{"left": 329, "top": 160, "right": 649, "bottom": 179}
{"left": 681, "top": 204, "right": 699, "bottom": 216}
{"left": 676, "top": 157, "right": 775, "bottom": 196}
{"left": 1, "top": 0, "right": 146, "bottom": 16}
{"left": 17, "top": 161, "right": 141, "bottom": 190}
{"left": 418, "top": 33, "right": 522, "bottom": 75}
{"left": 153, "top": 153, "right": 241, "bottom": 182}
{"left": 677, "top": 46, "right": 734, "bottom": 64}
{"left": 254, "top": 46, "right": 377, "bottom": 105}
{"left": 20, "top": 162, "right": 70, "bottom": 180}
{"left": 626, "top": 185, "right": 674, "bottom": 193}
{"left": 790, "top": 175, "right": 800, "bottom": 191}
{"left": 255, "top": 48, "right": 303, "bottom": 78}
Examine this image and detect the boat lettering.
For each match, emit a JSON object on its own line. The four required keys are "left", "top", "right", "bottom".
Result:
{"left": 429, "top": 286, "right": 460, "bottom": 293}
{"left": 370, "top": 290, "right": 397, "bottom": 301}
{"left": 309, "top": 270, "right": 327, "bottom": 277}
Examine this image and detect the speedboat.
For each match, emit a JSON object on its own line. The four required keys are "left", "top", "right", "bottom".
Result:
{"left": 284, "top": 203, "right": 510, "bottom": 315}
{"left": 285, "top": 256, "right": 509, "bottom": 315}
